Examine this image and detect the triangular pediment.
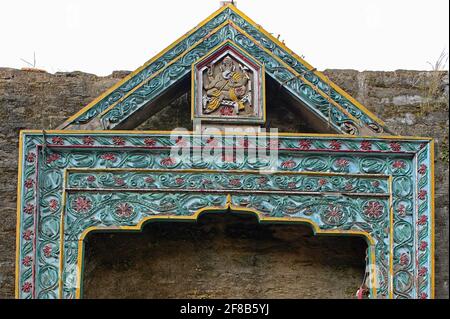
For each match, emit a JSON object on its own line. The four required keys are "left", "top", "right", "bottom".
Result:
{"left": 59, "top": 4, "right": 391, "bottom": 136}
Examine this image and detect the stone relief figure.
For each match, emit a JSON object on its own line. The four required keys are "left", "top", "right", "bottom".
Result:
{"left": 203, "top": 56, "right": 252, "bottom": 116}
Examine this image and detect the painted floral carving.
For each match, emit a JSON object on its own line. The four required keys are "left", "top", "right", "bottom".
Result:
{"left": 51, "top": 136, "right": 64, "bottom": 145}
{"left": 43, "top": 245, "right": 52, "bottom": 258}
{"left": 418, "top": 190, "right": 428, "bottom": 200}
{"left": 418, "top": 164, "right": 427, "bottom": 175}
{"left": 49, "top": 199, "right": 59, "bottom": 211}
{"left": 281, "top": 160, "right": 296, "bottom": 169}
{"left": 22, "top": 282, "right": 32, "bottom": 293}
{"left": 161, "top": 157, "right": 176, "bottom": 167}
{"left": 24, "top": 203, "right": 34, "bottom": 214}
{"left": 144, "top": 138, "right": 157, "bottom": 146}
{"left": 298, "top": 140, "right": 312, "bottom": 150}
{"left": 321, "top": 205, "right": 346, "bottom": 226}
{"left": 46, "top": 153, "right": 61, "bottom": 164}
{"left": 329, "top": 140, "right": 342, "bottom": 150}
{"left": 419, "top": 241, "right": 428, "bottom": 251}
{"left": 115, "top": 203, "right": 134, "bottom": 219}
{"left": 360, "top": 141, "right": 372, "bottom": 151}
{"left": 418, "top": 215, "right": 428, "bottom": 226}
{"left": 22, "top": 256, "right": 32, "bottom": 267}
{"left": 389, "top": 142, "right": 402, "bottom": 152}
{"left": 82, "top": 136, "right": 95, "bottom": 145}
{"left": 112, "top": 137, "right": 126, "bottom": 146}
{"left": 72, "top": 196, "right": 92, "bottom": 214}
{"left": 26, "top": 152, "right": 36, "bottom": 163}
{"left": 100, "top": 153, "right": 117, "bottom": 162}
{"left": 22, "top": 230, "right": 33, "bottom": 241}
{"left": 363, "top": 201, "right": 385, "bottom": 220}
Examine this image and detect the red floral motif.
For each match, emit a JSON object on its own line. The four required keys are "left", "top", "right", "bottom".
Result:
{"left": 319, "top": 179, "right": 328, "bottom": 186}
{"left": 144, "top": 138, "right": 157, "bottom": 146}
{"left": 389, "top": 142, "right": 402, "bottom": 152}
{"left": 112, "top": 136, "right": 126, "bottom": 146}
{"left": 21, "top": 282, "right": 32, "bottom": 293}
{"left": 73, "top": 196, "right": 92, "bottom": 213}
{"left": 22, "top": 256, "right": 32, "bottom": 267}
{"left": 298, "top": 140, "right": 312, "bottom": 150}
{"left": 175, "top": 178, "right": 185, "bottom": 185}
{"left": 288, "top": 182, "right": 297, "bottom": 189}
{"left": 418, "top": 190, "right": 428, "bottom": 200}
{"left": 344, "top": 183, "right": 353, "bottom": 191}
{"left": 43, "top": 245, "right": 52, "bottom": 258}
{"left": 323, "top": 205, "right": 344, "bottom": 225}
{"left": 420, "top": 292, "right": 428, "bottom": 299}
{"left": 46, "top": 153, "right": 61, "bottom": 164}
{"left": 202, "top": 179, "right": 212, "bottom": 186}
{"left": 258, "top": 177, "right": 269, "bottom": 185}
{"left": 51, "top": 136, "right": 64, "bottom": 145}
{"left": 360, "top": 141, "right": 372, "bottom": 151}
{"left": 329, "top": 140, "right": 342, "bottom": 150}
{"left": 418, "top": 215, "right": 428, "bottom": 226}
{"left": 115, "top": 203, "right": 134, "bottom": 218}
{"left": 363, "top": 201, "right": 384, "bottom": 219}
{"left": 418, "top": 164, "right": 427, "bottom": 175}
{"left": 220, "top": 106, "right": 234, "bottom": 116}
{"left": 26, "top": 152, "right": 36, "bottom": 163}
{"left": 281, "top": 160, "right": 296, "bottom": 169}
{"left": 24, "top": 179, "right": 34, "bottom": 189}
{"left": 399, "top": 253, "right": 409, "bottom": 266}
{"left": 86, "top": 175, "right": 96, "bottom": 183}
{"left": 397, "top": 204, "right": 406, "bottom": 217}
{"left": 419, "top": 241, "right": 428, "bottom": 251}
{"left": 22, "top": 230, "right": 33, "bottom": 241}
{"left": 101, "top": 153, "right": 117, "bottom": 162}
{"left": 418, "top": 267, "right": 428, "bottom": 277}
{"left": 372, "top": 181, "right": 380, "bottom": 188}
{"left": 161, "top": 157, "right": 176, "bottom": 167}
{"left": 392, "top": 161, "right": 406, "bottom": 169}
{"left": 335, "top": 159, "right": 350, "bottom": 168}
{"left": 229, "top": 179, "right": 242, "bottom": 187}
{"left": 145, "top": 177, "right": 155, "bottom": 184}
{"left": 115, "top": 178, "right": 126, "bottom": 186}
{"left": 49, "top": 199, "right": 59, "bottom": 211}
{"left": 24, "top": 203, "right": 34, "bottom": 214}
{"left": 82, "top": 136, "right": 95, "bottom": 146}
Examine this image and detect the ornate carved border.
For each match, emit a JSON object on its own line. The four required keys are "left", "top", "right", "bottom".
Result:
{"left": 58, "top": 4, "right": 390, "bottom": 135}
{"left": 16, "top": 131, "right": 434, "bottom": 299}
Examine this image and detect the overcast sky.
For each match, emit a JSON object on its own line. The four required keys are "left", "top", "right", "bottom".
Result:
{"left": 1, "top": 0, "right": 448, "bottom": 75}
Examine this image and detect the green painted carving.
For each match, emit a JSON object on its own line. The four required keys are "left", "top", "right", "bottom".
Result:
{"left": 61, "top": 5, "right": 388, "bottom": 135}
{"left": 16, "top": 132, "right": 434, "bottom": 299}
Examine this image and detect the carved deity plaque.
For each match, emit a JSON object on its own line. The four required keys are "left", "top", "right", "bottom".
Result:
{"left": 193, "top": 43, "right": 265, "bottom": 124}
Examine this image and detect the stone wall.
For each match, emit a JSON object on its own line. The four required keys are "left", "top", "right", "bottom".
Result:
{"left": 0, "top": 67, "right": 448, "bottom": 299}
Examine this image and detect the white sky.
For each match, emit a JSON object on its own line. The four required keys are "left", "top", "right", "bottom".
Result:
{"left": 1, "top": 0, "right": 448, "bottom": 76}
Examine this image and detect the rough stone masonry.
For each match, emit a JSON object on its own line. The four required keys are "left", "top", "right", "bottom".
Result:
{"left": 0, "top": 67, "right": 448, "bottom": 299}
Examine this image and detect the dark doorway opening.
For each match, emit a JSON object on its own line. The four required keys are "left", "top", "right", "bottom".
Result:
{"left": 82, "top": 212, "right": 367, "bottom": 299}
